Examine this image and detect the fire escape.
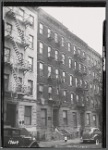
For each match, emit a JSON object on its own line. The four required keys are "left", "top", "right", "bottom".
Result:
{"left": 74, "top": 47, "right": 88, "bottom": 111}
{"left": 5, "top": 8, "right": 32, "bottom": 98}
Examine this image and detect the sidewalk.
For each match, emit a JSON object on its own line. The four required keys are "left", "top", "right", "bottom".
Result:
{"left": 39, "top": 138, "right": 81, "bottom": 147}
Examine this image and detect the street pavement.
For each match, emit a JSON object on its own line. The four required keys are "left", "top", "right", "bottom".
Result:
{"left": 39, "top": 138, "right": 102, "bottom": 148}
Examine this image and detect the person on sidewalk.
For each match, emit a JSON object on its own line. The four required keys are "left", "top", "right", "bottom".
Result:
{"left": 64, "top": 136, "right": 68, "bottom": 142}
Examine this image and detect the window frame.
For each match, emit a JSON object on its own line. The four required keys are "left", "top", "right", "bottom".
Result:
{"left": 48, "top": 46, "right": 51, "bottom": 58}
{"left": 39, "top": 62, "right": 43, "bottom": 76}
{"left": 55, "top": 69, "right": 59, "bottom": 79}
{"left": 29, "top": 35, "right": 34, "bottom": 49}
{"left": 48, "top": 66, "right": 52, "bottom": 77}
{"left": 24, "top": 106, "right": 32, "bottom": 125}
{"left": 68, "top": 43, "right": 71, "bottom": 51}
{"left": 54, "top": 33, "right": 58, "bottom": 43}
{"left": 63, "top": 110, "right": 68, "bottom": 125}
{"left": 69, "top": 58, "right": 72, "bottom": 68}
{"left": 39, "top": 23, "right": 43, "bottom": 34}
{"left": 70, "top": 75, "right": 73, "bottom": 86}
{"left": 28, "top": 56, "right": 33, "bottom": 71}
{"left": 48, "top": 28, "right": 51, "bottom": 38}
{"left": 86, "top": 113, "right": 90, "bottom": 125}
{"left": 61, "top": 37, "right": 64, "bottom": 46}
{"left": 61, "top": 54, "right": 65, "bottom": 64}
{"left": 55, "top": 50, "right": 58, "bottom": 61}
{"left": 39, "top": 42, "right": 43, "bottom": 54}
{"left": 28, "top": 80, "right": 33, "bottom": 95}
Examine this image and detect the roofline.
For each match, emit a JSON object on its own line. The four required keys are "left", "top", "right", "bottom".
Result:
{"left": 37, "top": 7, "right": 102, "bottom": 58}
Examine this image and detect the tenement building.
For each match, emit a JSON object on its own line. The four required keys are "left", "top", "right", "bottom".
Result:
{"left": 36, "top": 8, "right": 102, "bottom": 140}
{"left": 3, "top": 7, "right": 38, "bottom": 135}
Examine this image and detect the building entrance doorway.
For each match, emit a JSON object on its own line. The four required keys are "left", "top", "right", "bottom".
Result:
{"left": 53, "top": 109, "right": 59, "bottom": 127}
{"left": 6, "top": 103, "right": 16, "bottom": 127}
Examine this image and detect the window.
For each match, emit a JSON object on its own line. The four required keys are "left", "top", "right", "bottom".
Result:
{"left": 91, "top": 100, "right": 94, "bottom": 107}
{"left": 73, "top": 112, "right": 77, "bottom": 127}
{"left": 74, "top": 61, "right": 77, "bottom": 69}
{"left": 68, "top": 43, "right": 71, "bottom": 51}
{"left": 48, "top": 66, "right": 51, "bottom": 77}
{"left": 76, "top": 95, "right": 79, "bottom": 101}
{"left": 48, "top": 47, "right": 51, "bottom": 58}
{"left": 61, "top": 54, "right": 65, "bottom": 64}
{"left": 39, "top": 23, "right": 43, "bottom": 34}
{"left": 55, "top": 33, "right": 58, "bottom": 43}
{"left": 90, "top": 83, "right": 92, "bottom": 89}
{"left": 83, "top": 66, "right": 86, "bottom": 72}
{"left": 28, "top": 80, "right": 33, "bottom": 95}
{"left": 48, "top": 86, "right": 52, "bottom": 99}
{"left": 79, "top": 79, "right": 82, "bottom": 86}
{"left": 75, "top": 78, "right": 78, "bottom": 87}
{"left": 86, "top": 97, "right": 89, "bottom": 102}
{"left": 61, "top": 37, "right": 64, "bottom": 46}
{"left": 69, "top": 59, "right": 72, "bottom": 68}
{"left": 55, "top": 50, "right": 58, "bottom": 61}
{"left": 86, "top": 113, "right": 90, "bottom": 125}
{"left": 71, "top": 94, "right": 74, "bottom": 104}
{"left": 48, "top": 86, "right": 52, "bottom": 93}
{"left": 94, "top": 84, "right": 96, "bottom": 90}
{"left": 24, "top": 106, "right": 32, "bottom": 125}
{"left": 73, "top": 46, "right": 76, "bottom": 54}
{"left": 56, "top": 88, "right": 59, "bottom": 95}
{"left": 29, "top": 35, "right": 34, "bottom": 49}
{"left": 6, "top": 23, "right": 12, "bottom": 34}
{"left": 62, "top": 71, "right": 66, "bottom": 82}
{"left": 63, "top": 90, "right": 66, "bottom": 97}
{"left": 39, "top": 42, "right": 43, "bottom": 54}
{"left": 48, "top": 28, "right": 51, "bottom": 37}
{"left": 79, "top": 64, "right": 82, "bottom": 71}
{"left": 41, "top": 109, "right": 47, "bottom": 126}
{"left": 28, "top": 57, "right": 33, "bottom": 71}
{"left": 93, "top": 115, "right": 96, "bottom": 126}
{"left": 4, "top": 47, "right": 10, "bottom": 63}
{"left": 97, "top": 86, "right": 99, "bottom": 93}
{"left": 84, "top": 81, "right": 87, "bottom": 88}
{"left": 39, "top": 85, "right": 43, "bottom": 92}
{"left": 63, "top": 110, "right": 68, "bottom": 125}
{"left": 55, "top": 69, "right": 59, "bottom": 79}
{"left": 82, "top": 51, "right": 85, "bottom": 57}
{"left": 93, "top": 72, "right": 95, "bottom": 77}
{"left": 39, "top": 63, "right": 43, "bottom": 76}
{"left": 4, "top": 74, "right": 9, "bottom": 91}
{"left": 70, "top": 75, "right": 73, "bottom": 86}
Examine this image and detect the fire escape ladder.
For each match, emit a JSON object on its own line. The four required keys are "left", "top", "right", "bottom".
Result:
{"left": 12, "top": 66, "right": 20, "bottom": 88}
{"left": 9, "top": 36, "right": 24, "bottom": 65}
{"left": 9, "top": 9, "right": 26, "bottom": 45}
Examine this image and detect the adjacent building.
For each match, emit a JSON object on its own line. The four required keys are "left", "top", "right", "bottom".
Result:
{"left": 3, "top": 6, "right": 38, "bottom": 135}
{"left": 36, "top": 8, "right": 102, "bottom": 140}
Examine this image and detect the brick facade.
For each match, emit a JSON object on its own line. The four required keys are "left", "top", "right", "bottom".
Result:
{"left": 36, "top": 8, "right": 102, "bottom": 140}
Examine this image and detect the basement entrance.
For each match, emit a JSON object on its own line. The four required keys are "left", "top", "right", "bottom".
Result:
{"left": 6, "top": 103, "right": 16, "bottom": 127}
{"left": 53, "top": 109, "right": 59, "bottom": 127}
